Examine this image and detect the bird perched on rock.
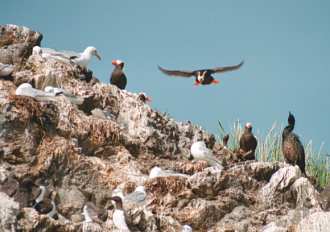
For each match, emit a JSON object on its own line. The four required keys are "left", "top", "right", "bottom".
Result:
{"left": 70, "top": 46, "right": 101, "bottom": 69}
{"left": 123, "top": 186, "right": 147, "bottom": 205}
{"left": 238, "top": 123, "right": 258, "bottom": 160}
{"left": 0, "top": 63, "right": 14, "bottom": 77}
{"left": 282, "top": 112, "right": 306, "bottom": 175}
{"left": 190, "top": 141, "right": 223, "bottom": 168}
{"left": 82, "top": 202, "right": 103, "bottom": 232}
{"left": 149, "top": 166, "right": 189, "bottom": 179}
{"left": 137, "top": 92, "right": 152, "bottom": 103}
{"left": 112, "top": 186, "right": 146, "bottom": 205}
{"left": 110, "top": 59, "right": 127, "bottom": 90}
{"left": 222, "top": 134, "right": 229, "bottom": 149}
{"left": 158, "top": 61, "right": 243, "bottom": 86}
{"left": 16, "top": 83, "right": 55, "bottom": 98}
{"left": 111, "top": 196, "right": 131, "bottom": 232}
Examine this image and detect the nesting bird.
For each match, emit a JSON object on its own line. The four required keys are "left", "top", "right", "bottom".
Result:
{"left": 238, "top": 122, "right": 258, "bottom": 160}
{"left": 282, "top": 112, "right": 306, "bottom": 175}
{"left": 110, "top": 59, "right": 127, "bottom": 90}
{"left": 16, "top": 83, "right": 55, "bottom": 98}
{"left": 111, "top": 196, "right": 131, "bottom": 232}
{"left": 158, "top": 61, "right": 243, "bottom": 86}
{"left": 0, "top": 63, "right": 14, "bottom": 77}
{"left": 149, "top": 166, "right": 189, "bottom": 179}
{"left": 190, "top": 141, "right": 223, "bottom": 168}
{"left": 124, "top": 186, "right": 147, "bottom": 205}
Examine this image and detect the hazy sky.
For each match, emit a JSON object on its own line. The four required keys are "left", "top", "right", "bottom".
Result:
{"left": 2, "top": 1, "right": 330, "bottom": 152}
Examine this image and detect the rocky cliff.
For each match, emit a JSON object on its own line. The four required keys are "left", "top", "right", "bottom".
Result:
{"left": 0, "top": 24, "right": 329, "bottom": 232}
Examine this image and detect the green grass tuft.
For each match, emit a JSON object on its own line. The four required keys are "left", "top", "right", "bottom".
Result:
{"left": 217, "top": 120, "right": 330, "bottom": 188}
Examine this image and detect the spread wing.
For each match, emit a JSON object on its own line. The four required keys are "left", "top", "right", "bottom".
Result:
{"left": 158, "top": 66, "right": 194, "bottom": 78}
{"left": 210, "top": 61, "right": 244, "bottom": 74}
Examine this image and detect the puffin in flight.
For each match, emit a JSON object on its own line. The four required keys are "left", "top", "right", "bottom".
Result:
{"left": 282, "top": 112, "right": 306, "bottom": 175}
{"left": 110, "top": 59, "right": 127, "bottom": 90}
{"left": 158, "top": 61, "right": 244, "bottom": 86}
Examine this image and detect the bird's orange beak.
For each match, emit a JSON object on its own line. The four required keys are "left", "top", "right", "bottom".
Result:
{"left": 212, "top": 80, "right": 220, "bottom": 84}
{"left": 112, "top": 60, "right": 117, "bottom": 66}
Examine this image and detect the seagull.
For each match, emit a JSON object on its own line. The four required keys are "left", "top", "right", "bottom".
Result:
{"left": 112, "top": 186, "right": 146, "bottom": 205}
{"left": 44, "top": 86, "right": 65, "bottom": 96}
{"left": 190, "top": 141, "right": 223, "bottom": 168}
{"left": 182, "top": 225, "right": 193, "bottom": 232}
{"left": 44, "top": 86, "right": 84, "bottom": 105}
{"left": 70, "top": 46, "right": 101, "bottom": 69}
{"left": 32, "top": 46, "right": 101, "bottom": 69}
{"left": 124, "top": 186, "right": 146, "bottom": 204}
{"left": 0, "top": 63, "right": 14, "bottom": 77}
{"left": 110, "top": 59, "right": 127, "bottom": 90}
{"left": 82, "top": 202, "right": 103, "bottom": 232}
{"left": 158, "top": 61, "right": 243, "bottom": 86}
{"left": 239, "top": 122, "right": 258, "bottom": 160}
{"left": 149, "top": 166, "right": 189, "bottom": 179}
{"left": 15, "top": 83, "right": 55, "bottom": 98}
{"left": 111, "top": 196, "right": 131, "bottom": 232}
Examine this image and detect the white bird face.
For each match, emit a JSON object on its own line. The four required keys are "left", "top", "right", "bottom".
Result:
{"left": 85, "top": 46, "right": 101, "bottom": 60}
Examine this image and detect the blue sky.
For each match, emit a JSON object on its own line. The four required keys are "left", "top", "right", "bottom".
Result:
{"left": 2, "top": 1, "right": 330, "bottom": 152}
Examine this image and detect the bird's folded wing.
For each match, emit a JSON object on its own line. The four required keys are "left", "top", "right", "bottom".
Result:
{"left": 158, "top": 66, "right": 194, "bottom": 77}
{"left": 211, "top": 61, "right": 244, "bottom": 74}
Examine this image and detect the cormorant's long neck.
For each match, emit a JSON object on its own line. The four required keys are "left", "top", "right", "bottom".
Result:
{"left": 282, "top": 124, "right": 294, "bottom": 138}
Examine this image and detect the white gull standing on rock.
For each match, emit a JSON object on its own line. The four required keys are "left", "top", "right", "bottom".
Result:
{"left": 32, "top": 46, "right": 101, "bottom": 69}
{"left": 111, "top": 196, "right": 131, "bottom": 232}
{"left": 70, "top": 46, "right": 101, "bottom": 69}
{"left": 0, "top": 63, "right": 14, "bottom": 77}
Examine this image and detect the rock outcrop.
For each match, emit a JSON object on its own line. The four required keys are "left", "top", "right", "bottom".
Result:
{"left": 0, "top": 24, "right": 328, "bottom": 232}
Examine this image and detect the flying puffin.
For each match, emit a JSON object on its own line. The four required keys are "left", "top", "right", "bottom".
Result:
{"left": 158, "top": 61, "right": 243, "bottom": 86}
{"left": 110, "top": 59, "right": 127, "bottom": 90}
{"left": 239, "top": 122, "right": 258, "bottom": 160}
{"left": 282, "top": 112, "right": 306, "bottom": 175}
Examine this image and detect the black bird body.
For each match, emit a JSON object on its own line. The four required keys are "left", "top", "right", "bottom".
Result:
{"left": 282, "top": 113, "right": 306, "bottom": 175}
{"left": 110, "top": 60, "right": 127, "bottom": 90}
{"left": 239, "top": 123, "right": 257, "bottom": 160}
{"left": 158, "top": 61, "right": 244, "bottom": 86}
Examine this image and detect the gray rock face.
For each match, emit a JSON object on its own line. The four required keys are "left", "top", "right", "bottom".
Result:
{"left": 0, "top": 192, "right": 19, "bottom": 232}
{"left": 0, "top": 24, "right": 327, "bottom": 232}
{"left": 295, "top": 211, "right": 330, "bottom": 232}
{"left": 0, "top": 24, "right": 42, "bottom": 68}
